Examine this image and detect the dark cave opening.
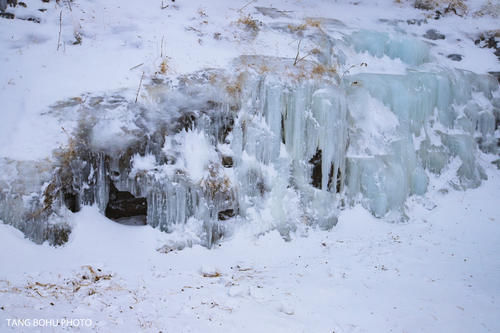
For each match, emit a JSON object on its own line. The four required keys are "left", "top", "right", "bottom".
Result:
{"left": 105, "top": 182, "right": 147, "bottom": 225}
{"left": 309, "top": 149, "right": 342, "bottom": 193}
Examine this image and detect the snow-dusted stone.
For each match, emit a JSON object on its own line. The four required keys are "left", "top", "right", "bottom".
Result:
{"left": 423, "top": 29, "right": 445, "bottom": 40}
{"left": 414, "top": 0, "right": 435, "bottom": 10}
{"left": 447, "top": 54, "right": 463, "bottom": 61}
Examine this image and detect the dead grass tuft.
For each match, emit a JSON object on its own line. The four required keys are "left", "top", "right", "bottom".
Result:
{"left": 237, "top": 15, "right": 260, "bottom": 31}
{"left": 160, "top": 59, "right": 168, "bottom": 74}
{"left": 201, "top": 164, "right": 233, "bottom": 200}
{"left": 258, "top": 64, "right": 270, "bottom": 74}
{"left": 225, "top": 72, "right": 246, "bottom": 97}
{"left": 311, "top": 64, "right": 337, "bottom": 76}
{"left": 287, "top": 23, "right": 307, "bottom": 33}
{"left": 2, "top": 266, "right": 115, "bottom": 300}
{"left": 305, "top": 18, "right": 322, "bottom": 28}
{"left": 414, "top": 0, "right": 468, "bottom": 16}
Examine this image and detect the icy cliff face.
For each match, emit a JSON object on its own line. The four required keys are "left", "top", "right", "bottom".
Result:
{"left": 0, "top": 26, "right": 498, "bottom": 247}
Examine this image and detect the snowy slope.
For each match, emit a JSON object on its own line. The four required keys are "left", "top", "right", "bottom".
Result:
{"left": 0, "top": 0, "right": 498, "bottom": 159}
{"left": 0, "top": 160, "right": 499, "bottom": 332}
{"left": 0, "top": 0, "right": 500, "bottom": 332}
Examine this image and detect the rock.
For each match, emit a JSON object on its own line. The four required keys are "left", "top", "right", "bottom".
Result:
{"left": 17, "top": 15, "right": 40, "bottom": 23}
{"left": 447, "top": 54, "right": 463, "bottom": 61}
{"left": 45, "top": 223, "right": 71, "bottom": 247}
{"left": 406, "top": 18, "right": 427, "bottom": 26}
{"left": 475, "top": 32, "right": 500, "bottom": 61}
{"left": 423, "top": 29, "right": 445, "bottom": 40}
{"left": 0, "top": 12, "right": 14, "bottom": 19}
{"left": 255, "top": 7, "right": 291, "bottom": 18}
{"left": 218, "top": 209, "right": 235, "bottom": 221}
{"left": 105, "top": 182, "right": 147, "bottom": 221}
{"left": 0, "top": 0, "right": 17, "bottom": 11}
{"left": 443, "top": 1, "right": 467, "bottom": 17}
{"left": 175, "top": 112, "right": 197, "bottom": 132}
{"left": 222, "top": 155, "right": 233, "bottom": 168}
{"left": 474, "top": 30, "right": 500, "bottom": 59}
{"left": 492, "top": 159, "right": 500, "bottom": 170}
{"left": 414, "top": 0, "right": 434, "bottom": 10}
{"left": 438, "top": 188, "right": 449, "bottom": 195}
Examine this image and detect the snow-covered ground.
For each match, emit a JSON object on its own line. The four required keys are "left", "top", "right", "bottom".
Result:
{"left": 1, "top": 0, "right": 498, "bottom": 159}
{"left": 0, "top": 157, "right": 499, "bottom": 332}
{"left": 1, "top": 0, "right": 499, "bottom": 331}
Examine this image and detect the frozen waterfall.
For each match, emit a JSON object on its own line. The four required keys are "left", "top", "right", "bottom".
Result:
{"left": 0, "top": 26, "right": 498, "bottom": 247}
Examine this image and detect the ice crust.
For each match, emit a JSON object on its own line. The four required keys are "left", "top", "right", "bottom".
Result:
{"left": 0, "top": 28, "right": 498, "bottom": 247}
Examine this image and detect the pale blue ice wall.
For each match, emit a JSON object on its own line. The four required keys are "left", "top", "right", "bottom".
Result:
{"left": 0, "top": 28, "right": 498, "bottom": 246}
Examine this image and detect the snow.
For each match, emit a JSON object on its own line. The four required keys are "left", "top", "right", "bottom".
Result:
{"left": 1, "top": 0, "right": 498, "bottom": 160}
{"left": 180, "top": 130, "right": 219, "bottom": 183}
{"left": 131, "top": 154, "right": 157, "bottom": 173}
{"left": 0, "top": 163, "right": 499, "bottom": 332}
{"left": 0, "top": 0, "right": 499, "bottom": 331}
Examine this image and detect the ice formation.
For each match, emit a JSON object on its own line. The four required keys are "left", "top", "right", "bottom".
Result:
{"left": 0, "top": 24, "right": 498, "bottom": 247}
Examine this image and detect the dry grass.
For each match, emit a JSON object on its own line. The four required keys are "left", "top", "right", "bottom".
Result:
{"left": 225, "top": 72, "right": 246, "bottom": 97}
{"left": 287, "top": 23, "right": 307, "bottom": 33}
{"left": 258, "top": 64, "right": 270, "bottom": 74}
{"left": 159, "top": 58, "right": 169, "bottom": 74}
{"left": 413, "top": 0, "right": 468, "bottom": 15}
{"left": 197, "top": 8, "right": 207, "bottom": 17}
{"left": 310, "top": 48, "right": 321, "bottom": 55}
{"left": 226, "top": 82, "right": 242, "bottom": 96}
{"left": 288, "top": 18, "right": 322, "bottom": 34}
{"left": 473, "top": 2, "right": 499, "bottom": 18}
{"left": 28, "top": 131, "right": 79, "bottom": 219}
{"left": 201, "top": 164, "right": 233, "bottom": 200}
{"left": 305, "top": 18, "right": 322, "bottom": 28}
{"left": 1, "top": 266, "right": 115, "bottom": 300}
{"left": 311, "top": 64, "right": 337, "bottom": 76}
{"left": 237, "top": 15, "right": 260, "bottom": 31}
{"left": 445, "top": 0, "right": 468, "bottom": 15}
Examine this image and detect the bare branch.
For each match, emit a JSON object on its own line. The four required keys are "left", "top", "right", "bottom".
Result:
{"left": 57, "top": 10, "right": 62, "bottom": 51}
{"left": 135, "top": 72, "right": 145, "bottom": 104}
{"left": 293, "top": 39, "right": 302, "bottom": 66}
{"left": 238, "top": 0, "right": 256, "bottom": 13}
{"left": 129, "top": 63, "right": 144, "bottom": 71}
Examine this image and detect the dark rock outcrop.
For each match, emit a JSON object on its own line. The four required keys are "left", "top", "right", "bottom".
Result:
{"left": 105, "top": 183, "right": 147, "bottom": 221}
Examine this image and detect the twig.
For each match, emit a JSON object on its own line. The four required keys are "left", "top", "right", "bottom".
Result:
{"left": 186, "top": 26, "right": 202, "bottom": 34}
{"left": 129, "top": 63, "right": 144, "bottom": 71}
{"left": 340, "top": 62, "right": 367, "bottom": 81}
{"left": 238, "top": 0, "right": 256, "bottom": 13}
{"left": 296, "top": 51, "right": 312, "bottom": 64}
{"left": 135, "top": 72, "right": 145, "bottom": 103}
{"left": 57, "top": 10, "right": 62, "bottom": 51}
{"left": 341, "top": 64, "right": 356, "bottom": 78}
{"left": 293, "top": 39, "right": 302, "bottom": 66}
